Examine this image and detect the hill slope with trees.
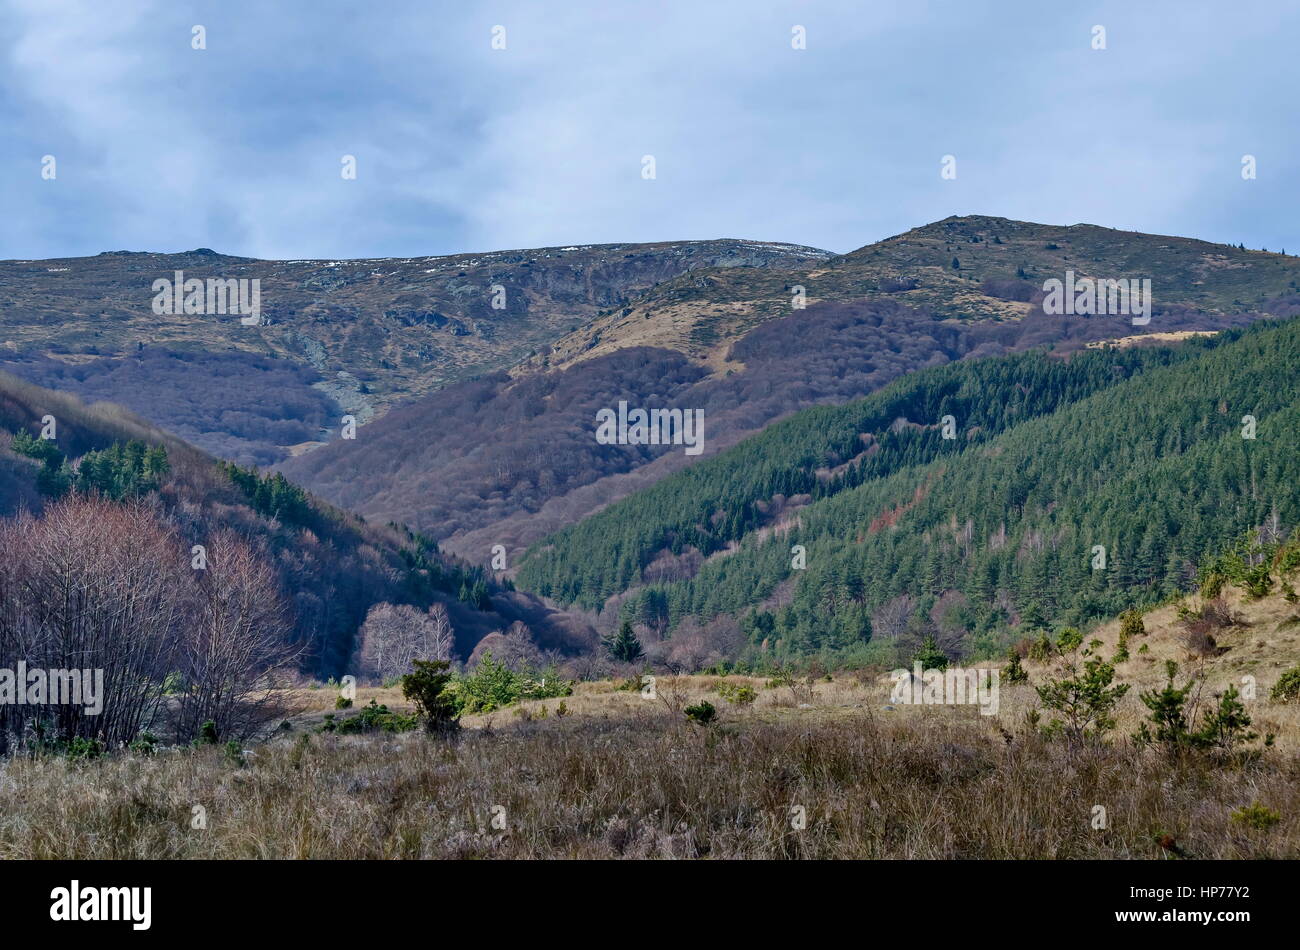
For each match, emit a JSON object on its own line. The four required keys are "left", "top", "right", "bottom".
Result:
{"left": 515, "top": 319, "right": 1300, "bottom": 668}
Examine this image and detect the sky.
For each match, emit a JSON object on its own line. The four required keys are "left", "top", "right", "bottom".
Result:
{"left": 1, "top": 0, "right": 1297, "bottom": 261}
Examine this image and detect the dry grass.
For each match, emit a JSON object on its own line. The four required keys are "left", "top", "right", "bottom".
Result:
{"left": 3, "top": 585, "right": 1298, "bottom": 860}
{"left": 1, "top": 668, "right": 1298, "bottom": 859}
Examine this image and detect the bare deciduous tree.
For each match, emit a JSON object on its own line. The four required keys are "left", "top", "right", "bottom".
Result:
{"left": 0, "top": 496, "right": 185, "bottom": 753}
{"left": 871, "top": 594, "right": 915, "bottom": 642}
{"left": 357, "top": 601, "right": 455, "bottom": 683}
{"left": 176, "top": 528, "right": 299, "bottom": 743}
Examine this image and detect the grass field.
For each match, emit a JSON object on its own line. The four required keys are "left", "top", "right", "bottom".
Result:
{"left": 2, "top": 586, "right": 1298, "bottom": 859}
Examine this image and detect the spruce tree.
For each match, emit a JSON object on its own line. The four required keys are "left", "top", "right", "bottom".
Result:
{"left": 604, "top": 620, "right": 644, "bottom": 663}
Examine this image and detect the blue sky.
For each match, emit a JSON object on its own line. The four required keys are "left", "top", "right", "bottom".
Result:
{"left": 1, "top": 0, "right": 1296, "bottom": 260}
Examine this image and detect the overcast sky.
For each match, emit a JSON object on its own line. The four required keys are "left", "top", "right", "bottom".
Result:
{"left": 2, "top": 0, "right": 1296, "bottom": 260}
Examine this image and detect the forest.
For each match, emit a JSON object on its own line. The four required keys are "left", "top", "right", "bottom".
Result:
{"left": 516, "top": 319, "right": 1300, "bottom": 668}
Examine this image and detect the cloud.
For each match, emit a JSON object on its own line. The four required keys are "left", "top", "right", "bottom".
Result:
{"left": 1, "top": 0, "right": 1295, "bottom": 260}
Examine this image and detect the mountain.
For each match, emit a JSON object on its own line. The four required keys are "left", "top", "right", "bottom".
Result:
{"left": 280, "top": 217, "right": 1295, "bottom": 565}
{"left": 527, "top": 215, "right": 1300, "bottom": 372}
{"left": 0, "top": 239, "right": 830, "bottom": 464}
{"left": 513, "top": 318, "right": 1300, "bottom": 668}
{"left": 0, "top": 372, "right": 596, "bottom": 676}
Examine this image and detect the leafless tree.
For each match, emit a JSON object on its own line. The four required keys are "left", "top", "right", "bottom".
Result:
{"left": 0, "top": 496, "right": 185, "bottom": 753}
{"left": 466, "top": 620, "right": 542, "bottom": 671}
{"left": 871, "top": 594, "right": 915, "bottom": 642}
{"left": 357, "top": 601, "right": 455, "bottom": 683}
{"left": 175, "top": 528, "right": 299, "bottom": 742}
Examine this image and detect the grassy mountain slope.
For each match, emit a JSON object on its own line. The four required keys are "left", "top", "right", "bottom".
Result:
{"left": 530, "top": 215, "right": 1300, "bottom": 373}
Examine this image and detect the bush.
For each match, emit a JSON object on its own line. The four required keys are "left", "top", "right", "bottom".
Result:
{"left": 684, "top": 701, "right": 717, "bottom": 725}
{"left": 1034, "top": 657, "right": 1129, "bottom": 746}
{"left": 63, "top": 736, "right": 105, "bottom": 760}
{"left": 1134, "top": 661, "right": 1195, "bottom": 752}
{"left": 1271, "top": 666, "right": 1300, "bottom": 703}
{"left": 1003, "top": 650, "right": 1028, "bottom": 684}
{"left": 1231, "top": 802, "right": 1281, "bottom": 831}
{"left": 717, "top": 682, "right": 757, "bottom": 705}
{"left": 1242, "top": 563, "right": 1274, "bottom": 599}
{"left": 336, "top": 699, "right": 419, "bottom": 734}
{"left": 335, "top": 696, "right": 353, "bottom": 710}
{"left": 1119, "top": 609, "right": 1145, "bottom": 640}
{"left": 400, "top": 659, "right": 460, "bottom": 733}
{"left": 1027, "top": 632, "right": 1053, "bottom": 662}
{"left": 449, "top": 655, "right": 572, "bottom": 715}
{"left": 1135, "top": 661, "right": 1260, "bottom": 755}
{"left": 911, "top": 635, "right": 948, "bottom": 672}
{"left": 1056, "top": 627, "right": 1083, "bottom": 653}
{"left": 129, "top": 732, "right": 159, "bottom": 756}
{"left": 1180, "top": 598, "right": 1234, "bottom": 657}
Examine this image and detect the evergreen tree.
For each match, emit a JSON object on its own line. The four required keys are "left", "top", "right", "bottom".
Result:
{"left": 603, "top": 620, "right": 644, "bottom": 663}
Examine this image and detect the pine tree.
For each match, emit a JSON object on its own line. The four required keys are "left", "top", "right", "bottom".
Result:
{"left": 603, "top": 620, "right": 644, "bottom": 663}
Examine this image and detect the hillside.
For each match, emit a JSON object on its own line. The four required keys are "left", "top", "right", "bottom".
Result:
{"left": 0, "top": 239, "right": 828, "bottom": 464}
{"left": 515, "top": 318, "right": 1300, "bottom": 668}
{"left": 282, "top": 303, "right": 1263, "bottom": 567}
{"left": 528, "top": 215, "right": 1300, "bottom": 373}
{"left": 279, "top": 217, "right": 1294, "bottom": 565}
{"left": 0, "top": 372, "right": 596, "bottom": 676}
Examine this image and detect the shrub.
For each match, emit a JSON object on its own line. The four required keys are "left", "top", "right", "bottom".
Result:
{"left": 1134, "top": 661, "right": 1195, "bottom": 752}
{"left": 1242, "top": 563, "right": 1274, "bottom": 599}
{"left": 1027, "top": 632, "right": 1053, "bottom": 662}
{"left": 1271, "top": 666, "right": 1300, "bottom": 703}
{"left": 614, "top": 675, "right": 642, "bottom": 692}
{"left": 1197, "top": 684, "right": 1258, "bottom": 754}
{"left": 1119, "top": 610, "right": 1145, "bottom": 640}
{"left": 717, "top": 682, "right": 757, "bottom": 705}
{"left": 1180, "top": 598, "right": 1234, "bottom": 657}
{"left": 1056, "top": 627, "right": 1083, "bottom": 653}
{"left": 1136, "top": 661, "right": 1260, "bottom": 755}
{"left": 63, "top": 736, "right": 105, "bottom": 760}
{"left": 1034, "top": 657, "right": 1129, "bottom": 746}
{"left": 336, "top": 699, "right": 420, "bottom": 734}
{"left": 450, "top": 655, "right": 574, "bottom": 715}
{"left": 912, "top": 635, "right": 948, "bottom": 672}
{"left": 1003, "top": 650, "right": 1028, "bottom": 684}
{"left": 335, "top": 696, "right": 353, "bottom": 710}
{"left": 1199, "top": 572, "right": 1226, "bottom": 600}
{"left": 684, "top": 701, "right": 717, "bottom": 725}
{"left": 1231, "top": 802, "right": 1281, "bottom": 831}
{"left": 400, "top": 659, "right": 460, "bottom": 733}
{"left": 129, "top": 732, "right": 159, "bottom": 756}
